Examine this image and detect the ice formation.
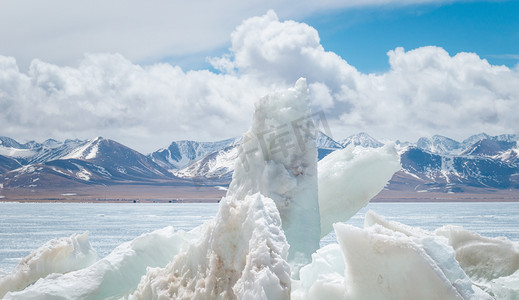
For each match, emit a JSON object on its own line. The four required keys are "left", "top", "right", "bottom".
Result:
{"left": 131, "top": 79, "right": 314, "bottom": 298}
{"left": 227, "top": 78, "right": 321, "bottom": 267}
{"left": 365, "top": 210, "right": 518, "bottom": 298}
{"left": 0, "top": 232, "right": 96, "bottom": 298}
{"left": 131, "top": 194, "right": 290, "bottom": 299}
{"left": 3, "top": 227, "right": 194, "bottom": 299}
{"left": 334, "top": 223, "right": 488, "bottom": 299}
{"left": 1, "top": 78, "right": 518, "bottom": 299}
{"left": 436, "top": 225, "right": 519, "bottom": 298}
{"left": 318, "top": 144, "right": 401, "bottom": 236}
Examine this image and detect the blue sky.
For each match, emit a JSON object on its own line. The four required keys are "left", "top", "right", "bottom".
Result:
{"left": 170, "top": 1, "right": 519, "bottom": 74}
{"left": 0, "top": 0, "right": 518, "bottom": 151}
{"left": 303, "top": 1, "right": 519, "bottom": 73}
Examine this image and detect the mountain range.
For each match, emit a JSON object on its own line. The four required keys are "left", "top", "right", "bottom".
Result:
{"left": 1, "top": 132, "right": 518, "bottom": 198}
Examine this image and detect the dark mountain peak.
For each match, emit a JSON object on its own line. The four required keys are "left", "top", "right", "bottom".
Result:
{"left": 0, "top": 154, "right": 22, "bottom": 174}
{"left": 0, "top": 136, "right": 24, "bottom": 149}
{"left": 462, "top": 133, "right": 491, "bottom": 147}
{"left": 461, "top": 138, "right": 517, "bottom": 157}
{"left": 23, "top": 140, "right": 40, "bottom": 149}
{"left": 42, "top": 139, "right": 61, "bottom": 148}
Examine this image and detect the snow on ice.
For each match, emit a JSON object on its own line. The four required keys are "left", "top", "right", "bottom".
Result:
{"left": 1, "top": 79, "right": 518, "bottom": 299}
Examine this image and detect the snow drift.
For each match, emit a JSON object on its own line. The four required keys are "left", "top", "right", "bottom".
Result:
{"left": 1, "top": 78, "right": 517, "bottom": 299}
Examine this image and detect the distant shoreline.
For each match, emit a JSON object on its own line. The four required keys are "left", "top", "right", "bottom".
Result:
{"left": 1, "top": 200, "right": 518, "bottom": 203}
{"left": 1, "top": 184, "right": 518, "bottom": 203}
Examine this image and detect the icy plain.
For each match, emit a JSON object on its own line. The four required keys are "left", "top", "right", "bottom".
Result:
{"left": 1, "top": 79, "right": 518, "bottom": 299}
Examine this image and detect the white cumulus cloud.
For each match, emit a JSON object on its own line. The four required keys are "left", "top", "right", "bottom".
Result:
{"left": 1, "top": 10, "right": 518, "bottom": 152}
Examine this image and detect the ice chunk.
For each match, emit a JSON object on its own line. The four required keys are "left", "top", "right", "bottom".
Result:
{"left": 0, "top": 232, "right": 96, "bottom": 298}
{"left": 364, "top": 209, "right": 432, "bottom": 238}
{"left": 318, "top": 144, "right": 401, "bottom": 237}
{"left": 491, "top": 269, "right": 519, "bottom": 299}
{"left": 131, "top": 193, "right": 290, "bottom": 300}
{"left": 228, "top": 78, "right": 320, "bottom": 265}
{"left": 4, "top": 226, "right": 193, "bottom": 299}
{"left": 363, "top": 211, "right": 494, "bottom": 299}
{"left": 436, "top": 225, "right": 519, "bottom": 295}
{"left": 335, "top": 221, "right": 492, "bottom": 300}
{"left": 292, "top": 244, "right": 346, "bottom": 300}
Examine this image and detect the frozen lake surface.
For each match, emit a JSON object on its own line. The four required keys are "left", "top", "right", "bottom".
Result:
{"left": 1, "top": 201, "right": 518, "bottom": 275}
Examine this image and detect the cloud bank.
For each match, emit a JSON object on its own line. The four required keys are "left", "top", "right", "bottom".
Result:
{"left": 1, "top": 11, "right": 518, "bottom": 152}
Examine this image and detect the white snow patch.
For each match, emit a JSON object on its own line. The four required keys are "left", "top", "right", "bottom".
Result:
{"left": 85, "top": 142, "right": 99, "bottom": 160}
{"left": 174, "top": 145, "right": 240, "bottom": 179}
{"left": 0, "top": 147, "right": 36, "bottom": 159}
{"left": 50, "top": 167, "right": 69, "bottom": 176}
{"left": 62, "top": 137, "right": 101, "bottom": 160}
{"left": 404, "top": 169, "right": 423, "bottom": 180}
{"left": 76, "top": 169, "right": 91, "bottom": 181}
{"left": 13, "top": 165, "right": 36, "bottom": 175}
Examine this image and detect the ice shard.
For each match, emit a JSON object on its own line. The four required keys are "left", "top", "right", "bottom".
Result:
{"left": 227, "top": 78, "right": 321, "bottom": 266}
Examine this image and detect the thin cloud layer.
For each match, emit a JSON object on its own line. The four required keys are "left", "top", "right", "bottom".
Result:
{"left": 1, "top": 11, "right": 518, "bottom": 152}
{"left": 0, "top": 0, "right": 461, "bottom": 71}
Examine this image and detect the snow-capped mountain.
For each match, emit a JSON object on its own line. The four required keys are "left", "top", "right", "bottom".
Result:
{"left": 416, "top": 135, "right": 462, "bottom": 155}
{"left": 316, "top": 131, "right": 343, "bottom": 160}
{"left": 0, "top": 137, "right": 183, "bottom": 189}
{"left": 67, "top": 137, "right": 174, "bottom": 180}
{"left": 495, "top": 148, "right": 519, "bottom": 164}
{"left": 0, "top": 137, "right": 40, "bottom": 162}
{"left": 0, "top": 136, "right": 89, "bottom": 165}
{"left": 461, "top": 133, "right": 491, "bottom": 149}
{"left": 339, "top": 132, "right": 383, "bottom": 148}
{"left": 461, "top": 138, "right": 517, "bottom": 157}
{"left": 174, "top": 145, "right": 240, "bottom": 181}
{"left": 170, "top": 132, "right": 519, "bottom": 192}
{"left": 0, "top": 137, "right": 28, "bottom": 149}
{"left": 316, "top": 132, "right": 343, "bottom": 149}
{"left": 149, "top": 138, "right": 239, "bottom": 171}
{"left": 171, "top": 131, "right": 383, "bottom": 182}
{"left": 393, "top": 146, "right": 519, "bottom": 192}
{"left": 1, "top": 132, "right": 518, "bottom": 193}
